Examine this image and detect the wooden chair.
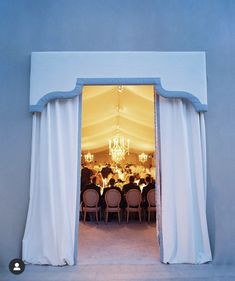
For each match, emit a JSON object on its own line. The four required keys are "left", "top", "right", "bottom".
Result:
{"left": 79, "top": 201, "right": 83, "bottom": 220}
{"left": 82, "top": 189, "right": 100, "bottom": 224}
{"left": 105, "top": 189, "right": 122, "bottom": 224}
{"left": 126, "top": 189, "right": 142, "bottom": 223}
{"left": 147, "top": 189, "right": 156, "bottom": 223}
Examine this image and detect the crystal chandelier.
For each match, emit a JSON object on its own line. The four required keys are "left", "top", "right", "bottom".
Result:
{"left": 108, "top": 86, "right": 130, "bottom": 163}
{"left": 117, "top": 85, "right": 124, "bottom": 93}
{"left": 84, "top": 152, "right": 94, "bottom": 163}
{"left": 138, "top": 152, "right": 148, "bottom": 163}
{"left": 109, "top": 136, "right": 130, "bottom": 163}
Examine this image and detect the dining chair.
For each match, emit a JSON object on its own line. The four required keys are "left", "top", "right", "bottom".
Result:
{"left": 126, "top": 189, "right": 142, "bottom": 223}
{"left": 82, "top": 189, "right": 100, "bottom": 224}
{"left": 147, "top": 189, "right": 156, "bottom": 223}
{"left": 105, "top": 189, "right": 122, "bottom": 224}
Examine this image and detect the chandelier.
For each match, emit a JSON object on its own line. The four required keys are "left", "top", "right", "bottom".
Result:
{"left": 84, "top": 152, "right": 94, "bottom": 163}
{"left": 117, "top": 85, "right": 124, "bottom": 93}
{"left": 109, "top": 136, "right": 130, "bottom": 163}
{"left": 108, "top": 86, "right": 130, "bottom": 163}
{"left": 138, "top": 152, "right": 148, "bottom": 163}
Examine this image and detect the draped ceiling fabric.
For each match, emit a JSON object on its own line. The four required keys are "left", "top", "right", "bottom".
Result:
{"left": 22, "top": 97, "right": 79, "bottom": 266}
{"left": 82, "top": 85, "right": 155, "bottom": 154}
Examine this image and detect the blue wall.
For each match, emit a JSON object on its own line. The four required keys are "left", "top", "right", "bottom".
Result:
{"left": 0, "top": 0, "right": 234, "bottom": 266}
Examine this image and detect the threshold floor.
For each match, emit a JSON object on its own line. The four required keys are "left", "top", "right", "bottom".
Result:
{"left": 1, "top": 222, "right": 235, "bottom": 280}
{"left": 78, "top": 220, "right": 160, "bottom": 265}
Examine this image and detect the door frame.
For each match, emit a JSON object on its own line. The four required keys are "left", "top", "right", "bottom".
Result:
{"left": 73, "top": 77, "right": 205, "bottom": 264}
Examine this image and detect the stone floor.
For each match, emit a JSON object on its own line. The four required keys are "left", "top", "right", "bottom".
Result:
{"left": 1, "top": 263, "right": 235, "bottom": 281}
{"left": 77, "top": 220, "right": 160, "bottom": 265}
{"left": 1, "top": 221, "right": 235, "bottom": 281}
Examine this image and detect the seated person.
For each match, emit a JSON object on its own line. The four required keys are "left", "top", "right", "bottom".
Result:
{"left": 81, "top": 164, "right": 94, "bottom": 190}
{"left": 80, "top": 176, "right": 102, "bottom": 206}
{"left": 138, "top": 178, "right": 146, "bottom": 192}
{"left": 134, "top": 173, "right": 141, "bottom": 185}
{"left": 102, "top": 178, "right": 124, "bottom": 208}
{"left": 122, "top": 176, "right": 140, "bottom": 208}
{"left": 142, "top": 175, "right": 155, "bottom": 208}
{"left": 122, "top": 175, "right": 140, "bottom": 194}
{"left": 96, "top": 171, "right": 104, "bottom": 188}
{"left": 101, "top": 163, "right": 113, "bottom": 179}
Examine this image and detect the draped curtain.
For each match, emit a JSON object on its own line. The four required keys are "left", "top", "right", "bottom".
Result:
{"left": 159, "top": 96, "right": 212, "bottom": 263}
{"left": 22, "top": 97, "right": 79, "bottom": 266}
{"left": 23, "top": 91, "right": 211, "bottom": 265}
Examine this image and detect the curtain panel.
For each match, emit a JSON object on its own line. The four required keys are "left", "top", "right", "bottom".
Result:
{"left": 22, "top": 93, "right": 211, "bottom": 265}
{"left": 22, "top": 97, "right": 79, "bottom": 265}
{"left": 159, "top": 97, "right": 212, "bottom": 263}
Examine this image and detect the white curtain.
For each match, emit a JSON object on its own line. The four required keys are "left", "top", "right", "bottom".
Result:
{"left": 159, "top": 97, "right": 212, "bottom": 264}
{"left": 22, "top": 97, "right": 79, "bottom": 266}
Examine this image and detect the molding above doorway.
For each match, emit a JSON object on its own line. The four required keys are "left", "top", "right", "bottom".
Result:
{"left": 30, "top": 77, "right": 207, "bottom": 113}
{"left": 29, "top": 51, "right": 208, "bottom": 112}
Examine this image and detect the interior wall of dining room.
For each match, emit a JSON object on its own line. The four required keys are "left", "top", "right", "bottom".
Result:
{"left": 0, "top": 0, "right": 234, "bottom": 267}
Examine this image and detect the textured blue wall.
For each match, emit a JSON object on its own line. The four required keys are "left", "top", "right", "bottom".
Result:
{"left": 0, "top": 0, "right": 234, "bottom": 266}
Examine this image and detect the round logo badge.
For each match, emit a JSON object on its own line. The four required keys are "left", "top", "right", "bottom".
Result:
{"left": 9, "top": 258, "right": 25, "bottom": 275}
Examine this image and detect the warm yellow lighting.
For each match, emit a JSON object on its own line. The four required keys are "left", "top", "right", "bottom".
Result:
{"left": 109, "top": 135, "right": 130, "bottom": 163}
{"left": 117, "top": 85, "right": 124, "bottom": 93}
{"left": 84, "top": 152, "right": 94, "bottom": 163}
{"left": 138, "top": 152, "right": 148, "bottom": 163}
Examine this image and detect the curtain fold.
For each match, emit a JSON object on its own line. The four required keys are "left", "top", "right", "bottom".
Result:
{"left": 159, "top": 96, "right": 212, "bottom": 264}
{"left": 22, "top": 97, "right": 78, "bottom": 266}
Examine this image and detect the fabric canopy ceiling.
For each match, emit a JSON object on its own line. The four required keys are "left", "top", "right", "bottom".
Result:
{"left": 81, "top": 85, "right": 155, "bottom": 153}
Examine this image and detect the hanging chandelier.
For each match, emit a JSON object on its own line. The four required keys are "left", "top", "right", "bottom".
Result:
{"left": 138, "top": 152, "right": 148, "bottom": 163}
{"left": 84, "top": 152, "right": 94, "bottom": 163}
{"left": 109, "top": 136, "right": 130, "bottom": 163}
{"left": 108, "top": 86, "right": 130, "bottom": 163}
{"left": 117, "top": 85, "right": 124, "bottom": 93}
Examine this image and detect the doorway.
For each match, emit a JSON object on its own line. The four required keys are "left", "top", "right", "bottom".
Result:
{"left": 23, "top": 74, "right": 211, "bottom": 266}
{"left": 78, "top": 85, "right": 160, "bottom": 264}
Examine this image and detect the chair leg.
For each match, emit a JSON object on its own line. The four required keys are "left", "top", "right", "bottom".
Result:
{"left": 105, "top": 211, "right": 108, "bottom": 224}
{"left": 139, "top": 209, "right": 142, "bottom": 223}
{"left": 118, "top": 211, "right": 120, "bottom": 224}
{"left": 84, "top": 211, "right": 86, "bottom": 223}
{"left": 143, "top": 208, "right": 147, "bottom": 222}
{"left": 148, "top": 210, "right": 150, "bottom": 223}
{"left": 122, "top": 209, "right": 125, "bottom": 221}
{"left": 79, "top": 203, "right": 82, "bottom": 221}
{"left": 127, "top": 210, "right": 129, "bottom": 224}
{"left": 96, "top": 211, "right": 99, "bottom": 224}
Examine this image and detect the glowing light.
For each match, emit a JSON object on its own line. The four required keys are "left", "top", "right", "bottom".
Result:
{"left": 138, "top": 152, "right": 148, "bottom": 163}
{"left": 84, "top": 152, "right": 94, "bottom": 163}
{"left": 109, "top": 136, "right": 130, "bottom": 163}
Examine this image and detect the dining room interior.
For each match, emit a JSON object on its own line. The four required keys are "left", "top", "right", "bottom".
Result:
{"left": 77, "top": 84, "right": 160, "bottom": 264}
